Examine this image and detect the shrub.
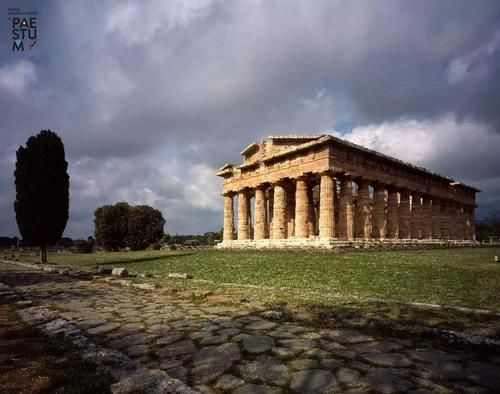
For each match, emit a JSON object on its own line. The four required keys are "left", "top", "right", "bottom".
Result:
{"left": 74, "top": 239, "right": 93, "bottom": 253}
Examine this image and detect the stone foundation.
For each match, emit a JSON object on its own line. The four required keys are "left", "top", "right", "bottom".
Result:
{"left": 216, "top": 238, "right": 479, "bottom": 251}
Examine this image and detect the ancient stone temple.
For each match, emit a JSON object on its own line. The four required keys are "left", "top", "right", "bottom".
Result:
{"left": 216, "top": 135, "right": 478, "bottom": 249}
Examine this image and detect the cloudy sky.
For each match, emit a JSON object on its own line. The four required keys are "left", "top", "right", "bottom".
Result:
{"left": 1, "top": 1, "right": 500, "bottom": 238}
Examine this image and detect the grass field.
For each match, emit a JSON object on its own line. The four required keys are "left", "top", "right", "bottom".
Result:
{"left": 17, "top": 247, "right": 500, "bottom": 311}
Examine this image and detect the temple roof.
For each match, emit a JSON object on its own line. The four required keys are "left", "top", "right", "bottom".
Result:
{"left": 218, "top": 134, "right": 480, "bottom": 192}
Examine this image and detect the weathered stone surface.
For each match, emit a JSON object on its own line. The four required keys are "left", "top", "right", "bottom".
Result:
{"left": 290, "top": 369, "right": 339, "bottom": 393}
{"left": 110, "top": 369, "right": 197, "bottom": 394}
{"left": 215, "top": 374, "right": 245, "bottom": 391}
{"left": 351, "top": 341, "right": 403, "bottom": 354}
{"left": 320, "top": 329, "right": 374, "bottom": 344}
{"left": 234, "top": 384, "right": 280, "bottom": 394}
{"left": 241, "top": 334, "right": 275, "bottom": 353}
{"left": 337, "top": 367, "right": 361, "bottom": 385}
{"left": 407, "top": 349, "right": 460, "bottom": 364}
{"left": 464, "top": 361, "right": 500, "bottom": 390}
{"left": 362, "top": 353, "right": 413, "bottom": 368}
{"left": 156, "top": 333, "right": 184, "bottom": 346}
{"left": 366, "top": 369, "right": 414, "bottom": 393}
{"left": 112, "top": 268, "right": 128, "bottom": 277}
{"left": 168, "top": 272, "right": 193, "bottom": 279}
{"left": 217, "top": 136, "right": 478, "bottom": 246}
{"left": 279, "top": 338, "right": 316, "bottom": 351}
{"left": 289, "top": 358, "right": 320, "bottom": 371}
{"left": 421, "top": 361, "right": 464, "bottom": 380}
{"left": 87, "top": 322, "right": 120, "bottom": 335}
{"left": 156, "top": 340, "right": 196, "bottom": 358}
{"left": 238, "top": 355, "right": 290, "bottom": 386}
{"left": 125, "top": 344, "right": 149, "bottom": 357}
{"left": 246, "top": 319, "right": 277, "bottom": 330}
{"left": 192, "top": 343, "right": 241, "bottom": 384}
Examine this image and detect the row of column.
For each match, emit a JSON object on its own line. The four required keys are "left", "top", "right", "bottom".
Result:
{"left": 222, "top": 174, "right": 476, "bottom": 242}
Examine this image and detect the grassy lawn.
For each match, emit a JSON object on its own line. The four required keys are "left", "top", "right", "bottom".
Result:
{"left": 16, "top": 247, "right": 500, "bottom": 311}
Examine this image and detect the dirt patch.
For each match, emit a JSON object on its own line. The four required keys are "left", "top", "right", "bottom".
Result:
{"left": 0, "top": 301, "right": 113, "bottom": 393}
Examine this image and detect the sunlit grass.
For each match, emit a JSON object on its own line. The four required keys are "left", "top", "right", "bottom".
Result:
{"left": 18, "top": 247, "right": 500, "bottom": 311}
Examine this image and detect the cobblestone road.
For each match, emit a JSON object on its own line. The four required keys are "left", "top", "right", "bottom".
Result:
{"left": 1, "top": 261, "right": 499, "bottom": 393}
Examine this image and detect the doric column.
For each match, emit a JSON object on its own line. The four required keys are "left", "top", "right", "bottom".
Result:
{"left": 386, "top": 187, "right": 399, "bottom": 239}
{"left": 440, "top": 200, "right": 450, "bottom": 239}
{"left": 411, "top": 194, "right": 422, "bottom": 239}
{"left": 272, "top": 182, "right": 287, "bottom": 239}
{"left": 254, "top": 187, "right": 267, "bottom": 240}
{"left": 470, "top": 205, "right": 476, "bottom": 240}
{"left": 431, "top": 198, "right": 441, "bottom": 239}
{"left": 372, "top": 184, "right": 386, "bottom": 239}
{"left": 223, "top": 193, "right": 235, "bottom": 241}
{"left": 338, "top": 177, "right": 354, "bottom": 240}
{"left": 355, "top": 179, "right": 371, "bottom": 239}
{"left": 399, "top": 190, "right": 411, "bottom": 239}
{"left": 268, "top": 188, "right": 274, "bottom": 239}
{"left": 319, "top": 172, "right": 335, "bottom": 238}
{"left": 294, "top": 177, "right": 309, "bottom": 238}
{"left": 286, "top": 183, "right": 295, "bottom": 237}
{"left": 247, "top": 195, "right": 253, "bottom": 239}
{"left": 463, "top": 205, "right": 471, "bottom": 240}
{"left": 237, "top": 190, "right": 249, "bottom": 240}
{"left": 307, "top": 184, "right": 316, "bottom": 236}
{"left": 421, "top": 195, "right": 432, "bottom": 239}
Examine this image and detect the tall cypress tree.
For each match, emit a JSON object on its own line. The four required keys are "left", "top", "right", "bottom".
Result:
{"left": 14, "top": 130, "right": 70, "bottom": 262}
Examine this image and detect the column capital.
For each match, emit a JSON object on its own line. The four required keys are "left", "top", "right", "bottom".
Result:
{"left": 221, "top": 191, "right": 236, "bottom": 197}
{"left": 318, "top": 169, "right": 333, "bottom": 177}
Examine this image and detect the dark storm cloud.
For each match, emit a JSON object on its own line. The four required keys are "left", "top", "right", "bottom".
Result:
{"left": 1, "top": 0, "right": 500, "bottom": 237}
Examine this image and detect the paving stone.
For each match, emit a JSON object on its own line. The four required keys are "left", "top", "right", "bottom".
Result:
{"left": 156, "top": 340, "right": 196, "bottom": 358}
{"left": 290, "top": 369, "right": 339, "bottom": 393}
{"left": 160, "top": 358, "right": 182, "bottom": 370}
{"left": 125, "top": 344, "right": 150, "bottom": 357}
{"left": 267, "top": 329, "right": 298, "bottom": 338}
{"left": 192, "top": 343, "right": 241, "bottom": 384}
{"left": 362, "top": 353, "right": 413, "bottom": 368}
{"left": 366, "top": 369, "right": 414, "bottom": 393}
{"left": 319, "top": 339, "right": 347, "bottom": 351}
{"left": 304, "top": 348, "right": 331, "bottom": 359}
{"left": 319, "top": 329, "right": 374, "bottom": 344}
{"left": 190, "top": 331, "right": 213, "bottom": 341}
{"left": 238, "top": 355, "right": 290, "bottom": 386}
{"left": 233, "top": 384, "right": 280, "bottom": 394}
{"left": 218, "top": 328, "right": 240, "bottom": 336}
{"left": 87, "top": 322, "right": 120, "bottom": 335}
{"left": 320, "top": 358, "right": 343, "bottom": 369}
{"left": 260, "top": 310, "right": 283, "bottom": 320}
{"left": 464, "top": 361, "right": 500, "bottom": 390}
{"left": 156, "top": 333, "right": 184, "bottom": 346}
{"left": 407, "top": 349, "right": 460, "bottom": 364}
{"left": 166, "top": 366, "right": 188, "bottom": 383}
{"left": 246, "top": 319, "right": 277, "bottom": 330}
{"left": 241, "top": 334, "right": 275, "bottom": 353}
{"left": 289, "top": 358, "right": 320, "bottom": 371}
{"left": 200, "top": 334, "right": 228, "bottom": 345}
{"left": 350, "top": 340, "right": 403, "bottom": 354}
{"left": 279, "top": 338, "right": 316, "bottom": 351}
{"left": 110, "top": 368, "right": 197, "bottom": 394}
{"left": 215, "top": 374, "right": 245, "bottom": 391}
{"left": 271, "top": 346, "right": 303, "bottom": 358}
{"left": 422, "top": 361, "right": 464, "bottom": 380}
{"left": 337, "top": 367, "right": 361, "bottom": 385}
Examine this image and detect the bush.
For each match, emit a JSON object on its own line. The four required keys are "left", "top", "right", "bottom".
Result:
{"left": 152, "top": 242, "right": 162, "bottom": 250}
{"left": 74, "top": 239, "right": 93, "bottom": 253}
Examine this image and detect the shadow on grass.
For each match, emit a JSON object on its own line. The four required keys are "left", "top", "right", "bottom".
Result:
{"left": 100, "top": 252, "right": 197, "bottom": 266}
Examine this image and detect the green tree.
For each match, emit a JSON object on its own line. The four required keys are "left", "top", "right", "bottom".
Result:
{"left": 126, "top": 205, "right": 165, "bottom": 250}
{"left": 94, "top": 202, "right": 130, "bottom": 251}
{"left": 14, "top": 130, "right": 69, "bottom": 263}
